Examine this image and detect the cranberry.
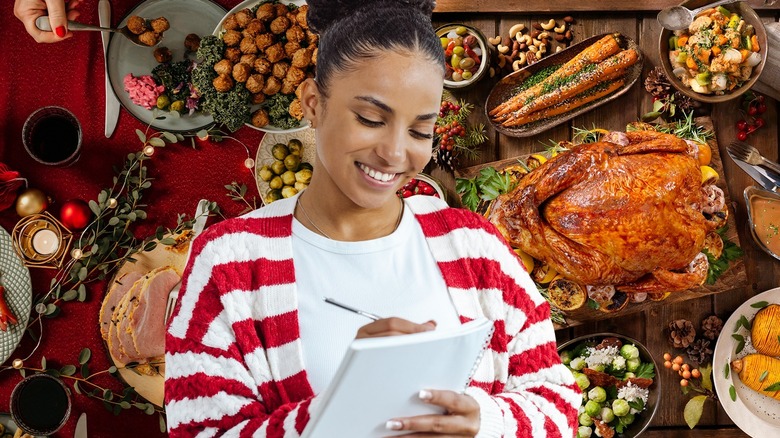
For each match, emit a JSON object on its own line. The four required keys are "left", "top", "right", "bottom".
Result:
{"left": 737, "top": 131, "right": 748, "bottom": 141}
{"left": 748, "top": 106, "right": 758, "bottom": 116}
{"left": 755, "top": 117, "right": 766, "bottom": 128}
{"left": 737, "top": 120, "right": 748, "bottom": 131}
{"left": 757, "top": 103, "right": 767, "bottom": 114}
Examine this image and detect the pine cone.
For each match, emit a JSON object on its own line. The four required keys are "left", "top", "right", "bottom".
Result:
{"left": 673, "top": 92, "right": 699, "bottom": 113}
{"left": 701, "top": 315, "right": 724, "bottom": 340}
{"left": 668, "top": 319, "right": 696, "bottom": 349}
{"left": 686, "top": 338, "right": 713, "bottom": 365}
{"left": 644, "top": 67, "right": 672, "bottom": 97}
{"left": 434, "top": 148, "right": 456, "bottom": 172}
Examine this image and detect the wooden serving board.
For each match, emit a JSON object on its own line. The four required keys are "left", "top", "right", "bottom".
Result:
{"left": 456, "top": 116, "right": 748, "bottom": 328}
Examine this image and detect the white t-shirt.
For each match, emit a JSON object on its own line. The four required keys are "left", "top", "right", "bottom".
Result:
{"left": 292, "top": 202, "right": 460, "bottom": 393}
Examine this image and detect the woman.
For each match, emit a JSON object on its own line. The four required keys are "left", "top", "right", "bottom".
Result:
{"left": 165, "top": 0, "right": 579, "bottom": 436}
{"left": 14, "top": 0, "right": 80, "bottom": 42}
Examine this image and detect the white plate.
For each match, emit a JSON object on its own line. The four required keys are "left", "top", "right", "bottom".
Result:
{"left": 713, "top": 287, "right": 780, "bottom": 437}
{"left": 107, "top": 0, "right": 226, "bottom": 132}
{"left": 0, "top": 227, "right": 32, "bottom": 365}
{"left": 255, "top": 127, "right": 316, "bottom": 204}
{"left": 213, "top": 0, "right": 311, "bottom": 133}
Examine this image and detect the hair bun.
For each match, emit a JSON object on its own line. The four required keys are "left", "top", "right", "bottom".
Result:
{"left": 306, "top": 0, "right": 436, "bottom": 33}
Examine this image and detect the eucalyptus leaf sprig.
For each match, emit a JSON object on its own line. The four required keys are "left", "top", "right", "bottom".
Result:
{"left": 225, "top": 181, "right": 258, "bottom": 215}
{"left": 3, "top": 348, "right": 168, "bottom": 432}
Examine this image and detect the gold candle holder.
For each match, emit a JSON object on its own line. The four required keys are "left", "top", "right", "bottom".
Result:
{"left": 11, "top": 212, "right": 72, "bottom": 269}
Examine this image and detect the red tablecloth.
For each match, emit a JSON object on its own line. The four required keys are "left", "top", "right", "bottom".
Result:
{"left": 0, "top": 1, "right": 260, "bottom": 436}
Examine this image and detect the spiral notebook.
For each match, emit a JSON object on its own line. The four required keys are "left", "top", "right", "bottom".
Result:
{"left": 301, "top": 318, "right": 494, "bottom": 438}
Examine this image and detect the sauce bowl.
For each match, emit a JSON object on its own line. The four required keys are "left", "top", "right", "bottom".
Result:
{"left": 744, "top": 185, "right": 780, "bottom": 261}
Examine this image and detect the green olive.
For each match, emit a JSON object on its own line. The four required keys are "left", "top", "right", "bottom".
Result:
{"left": 452, "top": 46, "right": 465, "bottom": 56}
{"left": 459, "top": 57, "right": 475, "bottom": 70}
{"left": 284, "top": 154, "right": 301, "bottom": 171}
{"left": 295, "top": 168, "right": 312, "bottom": 184}
{"left": 281, "top": 170, "right": 297, "bottom": 186}
{"left": 272, "top": 160, "right": 287, "bottom": 175}
{"left": 170, "top": 100, "right": 185, "bottom": 112}
{"left": 450, "top": 54, "right": 462, "bottom": 69}
{"left": 455, "top": 26, "right": 468, "bottom": 36}
{"left": 271, "top": 143, "right": 289, "bottom": 160}
{"left": 281, "top": 186, "right": 298, "bottom": 198}
{"left": 440, "top": 37, "right": 449, "bottom": 48}
{"left": 269, "top": 176, "right": 283, "bottom": 190}
{"left": 258, "top": 165, "right": 273, "bottom": 182}
{"left": 265, "top": 189, "right": 282, "bottom": 203}
{"left": 462, "top": 70, "right": 473, "bottom": 80}
{"left": 156, "top": 95, "right": 171, "bottom": 109}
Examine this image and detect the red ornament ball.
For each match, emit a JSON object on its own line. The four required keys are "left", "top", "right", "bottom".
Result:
{"left": 59, "top": 199, "right": 92, "bottom": 231}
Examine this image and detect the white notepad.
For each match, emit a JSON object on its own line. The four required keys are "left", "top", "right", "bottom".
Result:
{"left": 301, "top": 318, "right": 495, "bottom": 438}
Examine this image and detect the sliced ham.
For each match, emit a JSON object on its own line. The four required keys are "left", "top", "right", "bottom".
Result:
{"left": 100, "top": 271, "right": 143, "bottom": 340}
{"left": 111, "top": 278, "right": 145, "bottom": 363}
{"left": 129, "top": 268, "right": 180, "bottom": 358}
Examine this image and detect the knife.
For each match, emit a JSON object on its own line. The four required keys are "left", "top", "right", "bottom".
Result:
{"left": 728, "top": 148, "right": 780, "bottom": 193}
{"left": 75, "top": 412, "right": 87, "bottom": 438}
{"left": 99, "top": 0, "right": 120, "bottom": 138}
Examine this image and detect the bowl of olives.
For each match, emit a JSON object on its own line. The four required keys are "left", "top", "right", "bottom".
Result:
{"left": 436, "top": 24, "right": 490, "bottom": 89}
{"left": 255, "top": 128, "right": 316, "bottom": 205}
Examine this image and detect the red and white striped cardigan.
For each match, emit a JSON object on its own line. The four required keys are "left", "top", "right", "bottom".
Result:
{"left": 166, "top": 195, "right": 580, "bottom": 437}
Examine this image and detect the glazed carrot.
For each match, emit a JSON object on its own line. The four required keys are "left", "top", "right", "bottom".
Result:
{"left": 500, "top": 49, "right": 638, "bottom": 124}
{"left": 501, "top": 79, "right": 625, "bottom": 127}
{"left": 751, "top": 35, "right": 760, "bottom": 52}
{"left": 488, "top": 33, "right": 622, "bottom": 118}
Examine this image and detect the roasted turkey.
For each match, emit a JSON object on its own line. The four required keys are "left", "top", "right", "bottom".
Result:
{"left": 489, "top": 130, "right": 723, "bottom": 293}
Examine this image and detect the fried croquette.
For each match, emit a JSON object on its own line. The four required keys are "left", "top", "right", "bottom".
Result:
{"left": 222, "top": 29, "right": 242, "bottom": 47}
{"left": 269, "top": 16, "right": 291, "bottom": 35}
{"left": 235, "top": 9, "right": 253, "bottom": 27}
{"left": 251, "top": 108, "right": 270, "bottom": 127}
{"left": 255, "top": 33, "right": 275, "bottom": 51}
{"left": 246, "top": 74, "right": 266, "bottom": 94}
{"left": 240, "top": 54, "right": 257, "bottom": 66}
{"left": 262, "top": 76, "right": 282, "bottom": 95}
{"left": 296, "top": 5, "right": 309, "bottom": 28}
{"left": 233, "top": 63, "right": 252, "bottom": 83}
{"left": 244, "top": 19, "right": 265, "bottom": 37}
{"left": 150, "top": 17, "right": 169, "bottom": 33}
{"left": 284, "top": 41, "right": 301, "bottom": 57}
{"left": 253, "top": 57, "right": 272, "bottom": 75}
{"left": 184, "top": 33, "right": 201, "bottom": 52}
{"left": 223, "top": 14, "right": 239, "bottom": 30}
{"left": 240, "top": 36, "right": 259, "bottom": 54}
{"left": 265, "top": 42, "right": 285, "bottom": 63}
{"left": 252, "top": 92, "right": 266, "bottom": 105}
{"left": 138, "top": 31, "right": 160, "bottom": 47}
{"left": 288, "top": 98, "right": 304, "bottom": 120}
{"left": 286, "top": 25, "right": 305, "bottom": 44}
{"left": 153, "top": 47, "right": 172, "bottom": 63}
{"left": 285, "top": 66, "right": 306, "bottom": 86}
{"left": 274, "top": 4, "right": 289, "bottom": 17}
{"left": 127, "top": 16, "right": 147, "bottom": 35}
{"left": 213, "top": 73, "right": 234, "bottom": 92}
{"left": 306, "top": 30, "right": 319, "bottom": 46}
{"left": 272, "top": 61, "right": 290, "bottom": 79}
{"left": 280, "top": 79, "right": 297, "bottom": 95}
{"left": 224, "top": 47, "right": 241, "bottom": 63}
{"left": 214, "top": 59, "right": 233, "bottom": 75}
{"left": 255, "top": 3, "right": 276, "bottom": 22}
{"left": 291, "top": 47, "right": 312, "bottom": 68}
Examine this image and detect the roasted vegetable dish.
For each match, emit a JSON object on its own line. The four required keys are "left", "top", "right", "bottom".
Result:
{"left": 668, "top": 6, "right": 761, "bottom": 95}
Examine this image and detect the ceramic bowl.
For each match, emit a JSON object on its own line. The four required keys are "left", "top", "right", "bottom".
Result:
{"left": 659, "top": 0, "right": 767, "bottom": 103}
{"left": 436, "top": 24, "right": 490, "bottom": 89}
{"left": 557, "top": 333, "right": 660, "bottom": 437}
{"left": 744, "top": 185, "right": 780, "bottom": 261}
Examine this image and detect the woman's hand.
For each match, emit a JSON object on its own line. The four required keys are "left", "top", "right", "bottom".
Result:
{"left": 385, "top": 389, "right": 480, "bottom": 437}
{"left": 14, "top": 0, "right": 81, "bottom": 43}
{"left": 355, "top": 317, "right": 436, "bottom": 339}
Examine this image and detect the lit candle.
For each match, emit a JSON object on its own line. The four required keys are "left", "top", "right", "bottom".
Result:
{"left": 31, "top": 229, "right": 59, "bottom": 255}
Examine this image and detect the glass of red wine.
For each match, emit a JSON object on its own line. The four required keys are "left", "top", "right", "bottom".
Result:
{"left": 10, "top": 373, "right": 72, "bottom": 435}
{"left": 22, "top": 106, "right": 82, "bottom": 167}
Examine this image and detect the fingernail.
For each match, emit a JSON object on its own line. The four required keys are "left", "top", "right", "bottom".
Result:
{"left": 55, "top": 26, "right": 66, "bottom": 38}
{"left": 385, "top": 420, "right": 403, "bottom": 430}
{"left": 418, "top": 389, "right": 433, "bottom": 401}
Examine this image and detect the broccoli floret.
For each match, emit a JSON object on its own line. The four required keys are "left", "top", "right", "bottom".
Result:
{"left": 263, "top": 93, "right": 300, "bottom": 130}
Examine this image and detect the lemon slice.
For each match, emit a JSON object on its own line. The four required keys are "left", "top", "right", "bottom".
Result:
{"left": 513, "top": 248, "right": 535, "bottom": 273}
{"left": 701, "top": 165, "right": 719, "bottom": 185}
{"left": 696, "top": 142, "right": 712, "bottom": 166}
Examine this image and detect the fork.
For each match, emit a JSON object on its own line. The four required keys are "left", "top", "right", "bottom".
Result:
{"left": 164, "top": 281, "right": 181, "bottom": 323}
{"left": 727, "top": 141, "right": 780, "bottom": 175}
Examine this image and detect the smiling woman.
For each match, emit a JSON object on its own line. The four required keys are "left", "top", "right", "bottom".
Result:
{"left": 164, "top": 1, "right": 579, "bottom": 437}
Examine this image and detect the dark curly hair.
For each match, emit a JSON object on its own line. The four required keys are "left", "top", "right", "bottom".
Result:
{"left": 306, "top": 0, "right": 444, "bottom": 97}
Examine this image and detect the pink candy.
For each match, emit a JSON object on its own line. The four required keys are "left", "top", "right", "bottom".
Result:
{"left": 123, "top": 74, "right": 165, "bottom": 110}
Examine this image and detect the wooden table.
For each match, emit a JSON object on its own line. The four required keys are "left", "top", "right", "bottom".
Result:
{"left": 432, "top": 1, "right": 780, "bottom": 435}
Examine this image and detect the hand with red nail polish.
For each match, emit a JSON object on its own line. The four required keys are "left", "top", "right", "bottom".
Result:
{"left": 14, "top": 0, "right": 82, "bottom": 43}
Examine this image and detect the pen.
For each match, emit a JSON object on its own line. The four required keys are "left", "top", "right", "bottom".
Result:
{"left": 323, "top": 297, "right": 382, "bottom": 321}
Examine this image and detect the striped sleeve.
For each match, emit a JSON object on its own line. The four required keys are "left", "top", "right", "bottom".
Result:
{"left": 410, "top": 198, "right": 580, "bottom": 438}
{"left": 470, "top": 221, "right": 581, "bottom": 438}
{"left": 165, "top": 218, "right": 315, "bottom": 437}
